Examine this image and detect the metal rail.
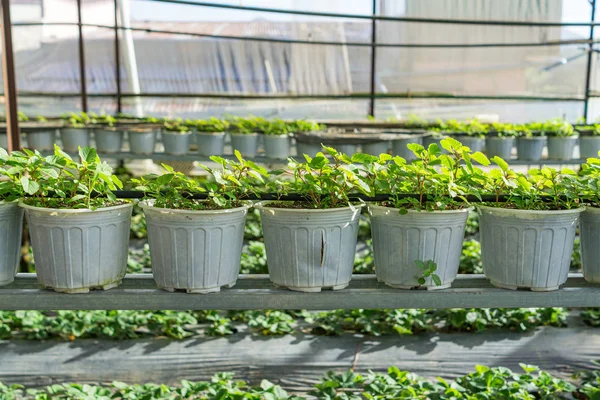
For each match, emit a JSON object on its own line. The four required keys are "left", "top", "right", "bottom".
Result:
{"left": 1, "top": 273, "right": 597, "bottom": 310}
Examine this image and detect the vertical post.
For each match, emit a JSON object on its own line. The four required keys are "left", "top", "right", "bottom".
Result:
{"left": 584, "top": 0, "right": 596, "bottom": 122}
{"left": 114, "top": 0, "right": 121, "bottom": 114}
{"left": 77, "top": 0, "right": 88, "bottom": 112}
{"left": 1, "top": 0, "right": 20, "bottom": 151}
{"left": 368, "top": 0, "right": 377, "bottom": 118}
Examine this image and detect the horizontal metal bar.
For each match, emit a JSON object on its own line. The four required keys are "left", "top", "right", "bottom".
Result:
{"left": 12, "top": 21, "right": 600, "bottom": 48}
{"left": 14, "top": 91, "right": 587, "bottom": 102}
{"left": 0, "top": 273, "right": 596, "bottom": 310}
{"left": 141, "top": 0, "right": 600, "bottom": 28}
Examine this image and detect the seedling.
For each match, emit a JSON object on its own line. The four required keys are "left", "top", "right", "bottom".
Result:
{"left": 414, "top": 260, "right": 442, "bottom": 286}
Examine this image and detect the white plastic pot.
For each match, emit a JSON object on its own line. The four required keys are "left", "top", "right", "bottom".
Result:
{"left": 362, "top": 141, "right": 390, "bottom": 155}
{"left": 140, "top": 201, "right": 248, "bottom": 293}
{"left": 196, "top": 132, "right": 225, "bottom": 156}
{"left": 547, "top": 136, "right": 578, "bottom": 161}
{"left": 369, "top": 205, "right": 471, "bottom": 290}
{"left": 94, "top": 128, "right": 123, "bottom": 154}
{"left": 129, "top": 128, "right": 157, "bottom": 155}
{"left": 21, "top": 202, "right": 133, "bottom": 293}
{"left": 579, "top": 136, "right": 600, "bottom": 159}
{"left": 162, "top": 131, "right": 191, "bottom": 155}
{"left": 230, "top": 133, "right": 259, "bottom": 157}
{"left": 61, "top": 128, "right": 90, "bottom": 153}
{"left": 453, "top": 136, "right": 485, "bottom": 152}
{"left": 263, "top": 135, "right": 290, "bottom": 159}
{"left": 486, "top": 137, "right": 514, "bottom": 159}
{"left": 392, "top": 137, "right": 423, "bottom": 162}
{"left": 479, "top": 205, "right": 582, "bottom": 291}
{"left": 516, "top": 137, "right": 546, "bottom": 161}
{"left": 0, "top": 201, "right": 24, "bottom": 286}
{"left": 26, "top": 130, "right": 56, "bottom": 151}
{"left": 579, "top": 206, "right": 600, "bottom": 283}
{"left": 256, "top": 202, "right": 362, "bottom": 292}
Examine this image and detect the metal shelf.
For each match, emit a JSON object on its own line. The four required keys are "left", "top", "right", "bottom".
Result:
{"left": 1, "top": 273, "right": 597, "bottom": 311}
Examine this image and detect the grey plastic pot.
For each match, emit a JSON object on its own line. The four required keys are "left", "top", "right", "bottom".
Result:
{"left": 129, "top": 128, "right": 157, "bottom": 155}
{"left": 263, "top": 135, "right": 290, "bottom": 159}
{"left": 21, "top": 202, "right": 133, "bottom": 293}
{"left": 579, "top": 206, "right": 600, "bottom": 283}
{"left": 296, "top": 142, "right": 322, "bottom": 156}
{"left": 0, "top": 202, "right": 24, "bottom": 286}
{"left": 453, "top": 136, "right": 485, "bottom": 152}
{"left": 369, "top": 205, "right": 471, "bottom": 290}
{"left": 162, "top": 131, "right": 191, "bottom": 155}
{"left": 479, "top": 205, "right": 583, "bottom": 291}
{"left": 230, "top": 133, "right": 259, "bottom": 157}
{"left": 547, "top": 136, "right": 578, "bottom": 160}
{"left": 422, "top": 133, "right": 449, "bottom": 153}
{"left": 61, "top": 128, "right": 90, "bottom": 153}
{"left": 0, "top": 133, "right": 6, "bottom": 149}
{"left": 26, "top": 130, "right": 56, "bottom": 151}
{"left": 336, "top": 144, "right": 358, "bottom": 155}
{"left": 485, "top": 137, "right": 514, "bottom": 159}
{"left": 196, "top": 132, "right": 225, "bottom": 156}
{"left": 139, "top": 201, "right": 248, "bottom": 293}
{"left": 516, "top": 137, "right": 546, "bottom": 161}
{"left": 579, "top": 136, "right": 600, "bottom": 159}
{"left": 362, "top": 141, "right": 390, "bottom": 155}
{"left": 392, "top": 137, "right": 423, "bottom": 161}
{"left": 94, "top": 128, "right": 123, "bottom": 154}
{"left": 256, "top": 202, "right": 362, "bottom": 292}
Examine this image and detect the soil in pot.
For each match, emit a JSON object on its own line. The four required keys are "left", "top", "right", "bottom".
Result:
{"left": 230, "top": 133, "right": 259, "bottom": 157}
{"left": 486, "top": 137, "right": 514, "bottom": 159}
{"left": 21, "top": 202, "right": 133, "bottom": 293}
{"left": 94, "top": 128, "right": 123, "bottom": 154}
{"left": 196, "top": 132, "right": 225, "bottom": 156}
{"left": 129, "top": 128, "right": 157, "bottom": 155}
{"left": 479, "top": 205, "right": 582, "bottom": 291}
{"left": 26, "top": 130, "right": 56, "bottom": 151}
{"left": 139, "top": 201, "right": 248, "bottom": 293}
{"left": 369, "top": 205, "right": 471, "bottom": 290}
{"left": 392, "top": 137, "right": 423, "bottom": 162}
{"left": 162, "top": 131, "right": 191, "bottom": 156}
{"left": 256, "top": 202, "right": 362, "bottom": 292}
{"left": 61, "top": 128, "right": 90, "bottom": 153}
{"left": 579, "top": 136, "right": 600, "bottom": 159}
{"left": 516, "top": 137, "right": 546, "bottom": 161}
{"left": 547, "top": 136, "right": 578, "bottom": 161}
{"left": 0, "top": 202, "right": 24, "bottom": 286}
{"left": 263, "top": 135, "right": 290, "bottom": 159}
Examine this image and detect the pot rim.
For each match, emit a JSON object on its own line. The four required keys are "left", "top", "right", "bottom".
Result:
{"left": 583, "top": 205, "right": 600, "bottom": 213}
{"left": 516, "top": 136, "right": 547, "bottom": 141}
{"left": 230, "top": 132, "right": 259, "bottom": 136}
{"left": 255, "top": 200, "right": 364, "bottom": 212}
{"left": 477, "top": 204, "right": 585, "bottom": 215}
{"left": 195, "top": 131, "right": 225, "bottom": 135}
{"left": 138, "top": 199, "right": 249, "bottom": 214}
{"left": 368, "top": 204, "right": 473, "bottom": 214}
{"left": 18, "top": 201, "right": 133, "bottom": 213}
{"left": 162, "top": 130, "right": 192, "bottom": 135}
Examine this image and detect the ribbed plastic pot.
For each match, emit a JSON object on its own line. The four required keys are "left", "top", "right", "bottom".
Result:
{"left": 0, "top": 202, "right": 24, "bottom": 286}
{"left": 362, "top": 141, "right": 390, "bottom": 155}
{"left": 162, "top": 132, "right": 191, "bottom": 155}
{"left": 336, "top": 144, "right": 358, "bottom": 155}
{"left": 479, "top": 205, "right": 582, "bottom": 291}
{"left": 547, "top": 136, "right": 578, "bottom": 160}
{"left": 94, "top": 128, "right": 123, "bottom": 154}
{"left": 579, "top": 136, "right": 600, "bottom": 159}
{"left": 486, "top": 137, "right": 514, "bottom": 159}
{"left": 392, "top": 137, "right": 423, "bottom": 161}
{"left": 139, "top": 201, "right": 248, "bottom": 293}
{"left": 61, "top": 128, "right": 90, "bottom": 153}
{"left": 579, "top": 206, "right": 600, "bottom": 283}
{"left": 516, "top": 137, "right": 546, "bottom": 161}
{"left": 256, "top": 202, "right": 362, "bottom": 292}
{"left": 0, "top": 133, "right": 6, "bottom": 149}
{"left": 26, "top": 130, "right": 56, "bottom": 151}
{"left": 368, "top": 205, "right": 470, "bottom": 290}
{"left": 129, "top": 129, "right": 157, "bottom": 155}
{"left": 296, "top": 142, "right": 322, "bottom": 156}
{"left": 196, "top": 132, "right": 225, "bottom": 156}
{"left": 230, "top": 133, "right": 259, "bottom": 157}
{"left": 21, "top": 202, "right": 133, "bottom": 293}
{"left": 263, "top": 135, "right": 290, "bottom": 159}
{"left": 453, "top": 136, "right": 485, "bottom": 152}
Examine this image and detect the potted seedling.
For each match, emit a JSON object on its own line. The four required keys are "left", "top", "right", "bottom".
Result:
{"left": 453, "top": 119, "right": 486, "bottom": 152}
{"left": 134, "top": 151, "right": 266, "bottom": 293}
{"left": 93, "top": 113, "right": 124, "bottom": 154}
{"left": 162, "top": 120, "right": 191, "bottom": 156}
{"left": 544, "top": 119, "right": 577, "bottom": 161}
{"left": 486, "top": 122, "right": 516, "bottom": 159}
{"left": 0, "top": 148, "right": 25, "bottom": 285}
{"left": 60, "top": 112, "right": 91, "bottom": 152}
{"left": 261, "top": 119, "right": 291, "bottom": 159}
{"left": 25, "top": 116, "right": 57, "bottom": 152}
{"left": 576, "top": 158, "right": 600, "bottom": 283}
{"left": 256, "top": 146, "right": 370, "bottom": 292}
{"left": 362, "top": 138, "right": 486, "bottom": 289}
{"left": 516, "top": 124, "right": 546, "bottom": 161}
{"left": 229, "top": 117, "right": 260, "bottom": 157}
{"left": 194, "top": 117, "right": 229, "bottom": 157}
{"left": 12, "top": 145, "right": 132, "bottom": 293}
{"left": 128, "top": 124, "right": 158, "bottom": 155}
{"left": 479, "top": 158, "right": 583, "bottom": 291}
{"left": 293, "top": 120, "right": 328, "bottom": 156}
{"left": 577, "top": 124, "right": 600, "bottom": 159}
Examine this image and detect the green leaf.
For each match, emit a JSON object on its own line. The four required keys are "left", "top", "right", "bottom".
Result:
{"left": 20, "top": 176, "right": 39, "bottom": 195}
{"left": 79, "top": 147, "right": 97, "bottom": 163}
{"left": 470, "top": 151, "right": 490, "bottom": 166}
{"left": 519, "top": 363, "right": 539, "bottom": 373}
{"left": 432, "top": 274, "right": 442, "bottom": 286}
{"left": 475, "top": 365, "right": 489, "bottom": 374}
{"left": 414, "top": 260, "right": 425, "bottom": 270}
{"left": 157, "top": 173, "right": 174, "bottom": 186}
{"left": 491, "top": 156, "right": 509, "bottom": 171}
{"left": 351, "top": 153, "right": 378, "bottom": 164}
{"left": 309, "top": 156, "right": 328, "bottom": 169}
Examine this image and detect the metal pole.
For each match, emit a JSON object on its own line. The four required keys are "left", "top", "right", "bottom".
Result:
{"left": 76, "top": 0, "right": 88, "bottom": 112}
{"left": 118, "top": 0, "right": 143, "bottom": 117}
{"left": 1, "top": 0, "right": 20, "bottom": 151}
{"left": 114, "top": 0, "right": 121, "bottom": 114}
{"left": 368, "top": 0, "right": 376, "bottom": 117}
{"left": 584, "top": 0, "right": 596, "bottom": 121}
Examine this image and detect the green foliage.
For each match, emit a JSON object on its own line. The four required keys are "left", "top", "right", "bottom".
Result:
{"left": 261, "top": 118, "right": 292, "bottom": 136}
{"left": 289, "top": 119, "right": 326, "bottom": 132}
{"left": 127, "top": 244, "right": 151, "bottom": 273}
{"left": 244, "top": 208, "right": 263, "bottom": 239}
{"left": 490, "top": 122, "right": 519, "bottom": 138}
{"left": 246, "top": 310, "right": 295, "bottom": 335}
{"left": 533, "top": 118, "right": 576, "bottom": 137}
{"left": 193, "top": 117, "right": 230, "bottom": 132}
{"left": 414, "top": 260, "right": 442, "bottom": 286}
{"left": 240, "top": 241, "right": 268, "bottom": 274}
{"left": 459, "top": 239, "right": 483, "bottom": 274}
{"left": 162, "top": 119, "right": 191, "bottom": 134}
